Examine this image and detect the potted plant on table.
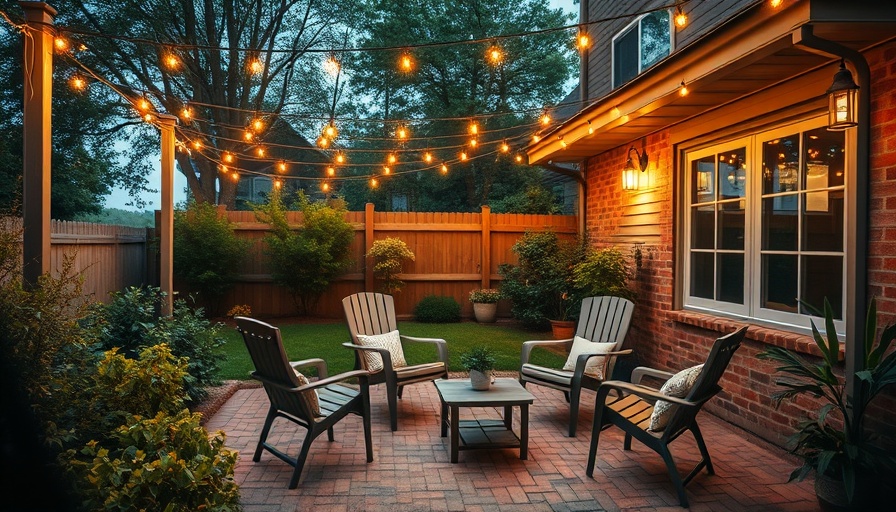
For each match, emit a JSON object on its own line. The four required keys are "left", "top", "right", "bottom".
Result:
{"left": 758, "top": 298, "right": 896, "bottom": 511}
{"left": 469, "top": 288, "right": 501, "bottom": 323}
{"left": 461, "top": 345, "right": 497, "bottom": 391}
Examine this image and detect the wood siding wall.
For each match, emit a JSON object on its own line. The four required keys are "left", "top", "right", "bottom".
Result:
{"left": 211, "top": 205, "right": 578, "bottom": 319}
{"left": 4, "top": 218, "right": 149, "bottom": 303}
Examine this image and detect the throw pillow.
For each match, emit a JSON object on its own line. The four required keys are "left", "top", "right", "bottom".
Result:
{"left": 648, "top": 363, "right": 704, "bottom": 432}
{"left": 562, "top": 336, "right": 618, "bottom": 380}
{"left": 356, "top": 330, "right": 407, "bottom": 371}
{"left": 292, "top": 368, "right": 321, "bottom": 417}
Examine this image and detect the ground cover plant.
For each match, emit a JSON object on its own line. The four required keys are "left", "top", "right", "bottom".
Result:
{"left": 215, "top": 320, "right": 565, "bottom": 380}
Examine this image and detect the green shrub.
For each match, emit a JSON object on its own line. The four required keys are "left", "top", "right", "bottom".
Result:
{"left": 490, "top": 185, "right": 561, "bottom": 214}
{"left": 67, "top": 409, "right": 240, "bottom": 512}
{"left": 174, "top": 200, "right": 250, "bottom": 315}
{"left": 414, "top": 295, "right": 461, "bottom": 323}
{"left": 82, "top": 286, "right": 225, "bottom": 403}
{"left": 255, "top": 191, "right": 354, "bottom": 314}
{"left": 367, "top": 237, "right": 415, "bottom": 294}
{"left": 572, "top": 246, "right": 635, "bottom": 301}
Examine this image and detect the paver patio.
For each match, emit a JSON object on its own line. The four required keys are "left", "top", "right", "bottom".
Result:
{"left": 204, "top": 378, "right": 817, "bottom": 511}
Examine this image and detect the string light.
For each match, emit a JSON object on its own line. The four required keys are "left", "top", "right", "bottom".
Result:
{"left": 399, "top": 52, "right": 414, "bottom": 73}
{"left": 191, "top": 140, "right": 203, "bottom": 150}
{"left": 323, "top": 54, "right": 340, "bottom": 76}
{"left": 251, "top": 117, "right": 265, "bottom": 132}
{"left": 515, "top": 153, "right": 524, "bottom": 163}
{"left": 335, "top": 152, "right": 346, "bottom": 164}
{"left": 383, "top": 166, "right": 391, "bottom": 175}
{"left": 142, "top": 112, "right": 154, "bottom": 122}
{"left": 137, "top": 97, "right": 151, "bottom": 111}
{"left": 274, "top": 179, "right": 282, "bottom": 189}
{"left": 370, "top": 178, "right": 378, "bottom": 188}
{"left": 587, "top": 120, "right": 594, "bottom": 134}
{"left": 532, "top": 134, "right": 541, "bottom": 143}
{"left": 460, "top": 151, "right": 468, "bottom": 161}
{"left": 231, "top": 171, "right": 239, "bottom": 181}
{"left": 387, "top": 153, "right": 397, "bottom": 164}
{"left": 317, "top": 136, "right": 330, "bottom": 148}
{"left": 396, "top": 125, "right": 409, "bottom": 140}
{"left": 69, "top": 74, "right": 86, "bottom": 91}
{"left": 243, "top": 130, "right": 254, "bottom": 142}
{"left": 540, "top": 113, "right": 551, "bottom": 126}
{"left": 423, "top": 152, "right": 433, "bottom": 163}
{"left": 223, "top": 152, "right": 234, "bottom": 163}
{"left": 255, "top": 146, "right": 266, "bottom": 157}
{"left": 163, "top": 53, "right": 180, "bottom": 71}
{"left": 674, "top": 4, "right": 688, "bottom": 28}
{"left": 770, "top": 0, "right": 783, "bottom": 7}
{"left": 486, "top": 44, "right": 504, "bottom": 65}
{"left": 323, "top": 121, "right": 338, "bottom": 139}
{"left": 322, "top": 182, "right": 330, "bottom": 192}
{"left": 53, "top": 36, "right": 69, "bottom": 52}
{"left": 440, "top": 163, "right": 448, "bottom": 174}
{"left": 679, "top": 79, "right": 689, "bottom": 96}
{"left": 469, "top": 121, "right": 479, "bottom": 135}
{"left": 181, "top": 106, "right": 193, "bottom": 120}
{"left": 576, "top": 32, "right": 590, "bottom": 50}
{"left": 327, "top": 166, "right": 336, "bottom": 177}
{"left": 500, "top": 141, "right": 510, "bottom": 153}
{"left": 277, "top": 161, "right": 287, "bottom": 172}
{"left": 469, "top": 138, "right": 478, "bottom": 148}
{"left": 248, "top": 57, "right": 264, "bottom": 75}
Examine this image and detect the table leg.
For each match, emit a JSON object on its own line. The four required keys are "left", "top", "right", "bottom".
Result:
{"left": 440, "top": 399, "right": 448, "bottom": 437}
{"left": 520, "top": 404, "right": 529, "bottom": 460}
{"left": 450, "top": 405, "right": 459, "bottom": 463}
{"left": 503, "top": 405, "right": 512, "bottom": 430}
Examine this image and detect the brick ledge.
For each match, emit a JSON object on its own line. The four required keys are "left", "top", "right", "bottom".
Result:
{"left": 667, "top": 310, "right": 833, "bottom": 358}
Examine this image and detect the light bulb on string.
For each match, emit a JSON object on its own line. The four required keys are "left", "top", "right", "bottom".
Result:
{"left": 243, "top": 130, "right": 254, "bottom": 142}
{"left": 323, "top": 53, "right": 341, "bottom": 76}
{"left": 469, "top": 138, "right": 478, "bottom": 148}
{"left": 219, "top": 165, "right": 228, "bottom": 173}
{"left": 323, "top": 121, "right": 338, "bottom": 139}
{"left": 370, "top": 178, "right": 378, "bottom": 188}
{"left": 770, "top": 0, "right": 783, "bottom": 7}
{"left": 515, "top": 153, "right": 524, "bottom": 163}
{"left": 255, "top": 146, "right": 266, "bottom": 157}
{"left": 679, "top": 79, "right": 689, "bottom": 97}
{"left": 191, "top": 140, "right": 202, "bottom": 151}
{"left": 322, "top": 181, "right": 330, "bottom": 192}
{"left": 317, "top": 136, "right": 330, "bottom": 148}
{"left": 440, "top": 163, "right": 448, "bottom": 174}
{"left": 327, "top": 166, "right": 336, "bottom": 177}
{"left": 576, "top": 32, "right": 590, "bottom": 50}
{"left": 277, "top": 161, "right": 287, "bottom": 173}
{"left": 274, "top": 179, "right": 282, "bottom": 190}
{"left": 587, "top": 120, "right": 594, "bottom": 134}
{"left": 335, "top": 152, "right": 346, "bottom": 164}
{"left": 69, "top": 74, "right": 86, "bottom": 92}
{"left": 383, "top": 166, "right": 391, "bottom": 175}
{"left": 500, "top": 141, "right": 510, "bottom": 153}
{"left": 396, "top": 125, "right": 409, "bottom": 140}
{"left": 248, "top": 57, "right": 264, "bottom": 75}
{"left": 398, "top": 52, "right": 414, "bottom": 73}
{"left": 53, "top": 36, "right": 69, "bottom": 52}
{"left": 532, "top": 134, "right": 541, "bottom": 143}
{"left": 469, "top": 121, "right": 479, "bottom": 135}
{"left": 231, "top": 171, "right": 239, "bottom": 181}
{"left": 137, "top": 97, "right": 151, "bottom": 112}
{"left": 486, "top": 44, "right": 504, "bottom": 65}
{"left": 423, "top": 152, "right": 433, "bottom": 163}
{"left": 674, "top": 4, "right": 688, "bottom": 28}
{"left": 162, "top": 52, "right": 180, "bottom": 71}
{"left": 540, "top": 113, "right": 551, "bottom": 126}
{"left": 460, "top": 151, "right": 468, "bottom": 161}
{"left": 142, "top": 113, "right": 154, "bottom": 122}
{"left": 180, "top": 106, "right": 193, "bottom": 121}
{"left": 223, "top": 152, "right": 234, "bottom": 164}
{"left": 251, "top": 118, "right": 265, "bottom": 132}
{"left": 387, "top": 153, "right": 398, "bottom": 165}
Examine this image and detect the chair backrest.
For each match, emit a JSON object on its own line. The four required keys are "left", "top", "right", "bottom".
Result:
{"left": 664, "top": 325, "right": 747, "bottom": 438}
{"left": 575, "top": 296, "right": 635, "bottom": 347}
{"left": 235, "top": 316, "right": 307, "bottom": 417}
{"left": 342, "top": 292, "right": 399, "bottom": 343}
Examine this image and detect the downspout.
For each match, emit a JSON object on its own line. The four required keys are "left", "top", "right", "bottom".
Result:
{"left": 792, "top": 24, "right": 870, "bottom": 418}
{"left": 578, "top": 0, "right": 590, "bottom": 236}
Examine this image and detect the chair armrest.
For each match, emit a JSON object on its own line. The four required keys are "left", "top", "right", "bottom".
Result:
{"left": 399, "top": 335, "right": 449, "bottom": 364}
{"left": 520, "top": 339, "right": 572, "bottom": 366}
{"left": 631, "top": 366, "right": 674, "bottom": 385}
{"left": 342, "top": 342, "right": 396, "bottom": 373}
{"left": 253, "top": 369, "right": 370, "bottom": 395}
{"left": 289, "top": 358, "right": 328, "bottom": 379}
{"left": 597, "top": 380, "right": 707, "bottom": 408}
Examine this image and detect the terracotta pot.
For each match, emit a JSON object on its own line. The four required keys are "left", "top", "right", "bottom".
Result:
{"left": 550, "top": 319, "right": 575, "bottom": 340}
{"left": 469, "top": 369, "right": 491, "bottom": 390}
{"left": 472, "top": 302, "right": 498, "bottom": 323}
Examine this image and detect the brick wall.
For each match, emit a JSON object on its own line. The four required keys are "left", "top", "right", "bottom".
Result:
{"left": 582, "top": 43, "right": 896, "bottom": 449}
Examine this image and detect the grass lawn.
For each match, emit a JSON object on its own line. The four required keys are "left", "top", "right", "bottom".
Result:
{"left": 215, "top": 320, "right": 566, "bottom": 380}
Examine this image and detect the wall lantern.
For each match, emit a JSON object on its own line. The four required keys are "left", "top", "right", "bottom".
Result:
{"left": 621, "top": 146, "right": 649, "bottom": 190}
{"left": 826, "top": 59, "right": 859, "bottom": 131}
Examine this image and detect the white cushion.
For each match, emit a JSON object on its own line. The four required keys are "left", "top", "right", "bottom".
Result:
{"left": 356, "top": 330, "right": 407, "bottom": 371}
{"left": 562, "top": 336, "right": 617, "bottom": 380}
{"left": 648, "top": 364, "right": 704, "bottom": 432}
{"left": 292, "top": 368, "right": 321, "bottom": 417}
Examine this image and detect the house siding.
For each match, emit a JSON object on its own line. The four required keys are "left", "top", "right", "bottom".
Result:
{"left": 581, "top": 42, "right": 896, "bottom": 448}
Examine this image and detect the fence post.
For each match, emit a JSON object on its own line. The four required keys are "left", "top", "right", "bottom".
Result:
{"left": 481, "top": 205, "right": 491, "bottom": 289}
{"left": 365, "top": 202, "right": 375, "bottom": 292}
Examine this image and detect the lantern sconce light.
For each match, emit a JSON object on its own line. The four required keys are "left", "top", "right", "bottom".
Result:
{"left": 827, "top": 59, "right": 859, "bottom": 131}
{"left": 622, "top": 145, "right": 649, "bottom": 191}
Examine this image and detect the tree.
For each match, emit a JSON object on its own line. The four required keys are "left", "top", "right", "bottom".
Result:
{"left": 50, "top": 0, "right": 355, "bottom": 207}
{"left": 338, "top": 0, "right": 576, "bottom": 211}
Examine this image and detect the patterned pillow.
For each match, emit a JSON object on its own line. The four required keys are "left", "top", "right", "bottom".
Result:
{"left": 562, "top": 336, "right": 618, "bottom": 380}
{"left": 648, "top": 364, "right": 704, "bottom": 432}
{"left": 356, "top": 330, "right": 407, "bottom": 371}
{"left": 292, "top": 368, "right": 321, "bottom": 417}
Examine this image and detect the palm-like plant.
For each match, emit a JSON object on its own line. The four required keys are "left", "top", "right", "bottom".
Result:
{"left": 758, "top": 298, "right": 896, "bottom": 505}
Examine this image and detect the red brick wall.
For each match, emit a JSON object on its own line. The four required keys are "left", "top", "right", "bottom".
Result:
{"left": 582, "top": 43, "right": 896, "bottom": 449}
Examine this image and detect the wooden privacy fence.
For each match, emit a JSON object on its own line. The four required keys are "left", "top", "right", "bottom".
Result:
{"left": 214, "top": 205, "right": 578, "bottom": 318}
{"left": 3, "top": 217, "right": 150, "bottom": 303}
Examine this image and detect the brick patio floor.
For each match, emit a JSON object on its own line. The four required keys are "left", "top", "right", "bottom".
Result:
{"left": 204, "top": 379, "right": 817, "bottom": 512}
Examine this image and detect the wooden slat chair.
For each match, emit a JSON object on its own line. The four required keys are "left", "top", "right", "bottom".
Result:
{"left": 585, "top": 326, "right": 748, "bottom": 508}
{"left": 342, "top": 292, "right": 449, "bottom": 431}
{"left": 235, "top": 316, "right": 373, "bottom": 489}
{"left": 519, "top": 296, "right": 635, "bottom": 437}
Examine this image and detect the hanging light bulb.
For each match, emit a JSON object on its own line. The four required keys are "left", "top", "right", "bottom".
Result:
{"left": 335, "top": 152, "right": 346, "bottom": 164}
{"left": 69, "top": 74, "right": 86, "bottom": 91}
{"left": 587, "top": 120, "right": 594, "bottom": 134}
{"left": 274, "top": 179, "right": 282, "bottom": 189}
{"left": 540, "top": 113, "right": 551, "bottom": 126}
{"left": 53, "top": 36, "right": 69, "bottom": 52}
{"left": 137, "top": 97, "right": 151, "bottom": 111}
{"left": 322, "top": 181, "right": 330, "bottom": 192}
{"left": 500, "top": 141, "right": 510, "bottom": 153}
{"left": 576, "top": 32, "right": 590, "bottom": 50}
{"left": 423, "top": 152, "right": 433, "bottom": 163}
{"left": 219, "top": 165, "right": 228, "bottom": 173}
{"left": 255, "top": 146, "right": 265, "bottom": 157}
{"left": 243, "top": 130, "right": 254, "bottom": 142}
{"left": 327, "top": 166, "right": 336, "bottom": 177}
{"left": 383, "top": 166, "right": 391, "bottom": 175}
{"left": 248, "top": 57, "right": 264, "bottom": 75}
{"left": 460, "top": 151, "right": 468, "bottom": 161}
{"left": 440, "top": 163, "right": 448, "bottom": 174}
{"left": 181, "top": 106, "right": 193, "bottom": 121}
{"left": 163, "top": 53, "right": 180, "bottom": 71}
{"left": 323, "top": 53, "right": 341, "bottom": 76}
{"left": 674, "top": 4, "right": 688, "bottom": 28}
{"left": 396, "top": 125, "right": 409, "bottom": 140}
{"left": 223, "top": 152, "right": 234, "bottom": 164}
{"left": 486, "top": 44, "right": 504, "bottom": 65}
{"left": 515, "top": 153, "right": 524, "bottom": 163}
{"left": 192, "top": 140, "right": 202, "bottom": 151}
{"left": 532, "top": 134, "right": 541, "bottom": 143}
{"left": 469, "top": 121, "right": 479, "bottom": 135}
{"left": 231, "top": 171, "right": 239, "bottom": 181}
{"left": 277, "top": 161, "right": 287, "bottom": 172}
{"left": 679, "top": 79, "right": 689, "bottom": 97}
{"left": 370, "top": 177, "right": 378, "bottom": 188}
{"left": 143, "top": 113, "right": 154, "bottom": 122}
{"left": 323, "top": 121, "right": 338, "bottom": 139}
{"left": 387, "top": 153, "right": 397, "bottom": 164}
{"left": 252, "top": 118, "right": 265, "bottom": 132}
{"left": 317, "top": 136, "right": 330, "bottom": 148}
{"left": 399, "top": 52, "right": 414, "bottom": 73}
{"left": 469, "top": 138, "right": 478, "bottom": 148}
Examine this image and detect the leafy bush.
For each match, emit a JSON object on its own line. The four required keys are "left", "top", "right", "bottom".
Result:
{"left": 174, "top": 200, "right": 250, "bottom": 314}
{"left": 82, "top": 286, "right": 225, "bottom": 403}
{"left": 255, "top": 191, "right": 354, "bottom": 314}
{"left": 67, "top": 409, "right": 240, "bottom": 512}
{"left": 367, "top": 237, "right": 415, "bottom": 294}
{"left": 414, "top": 295, "right": 461, "bottom": 323}
{"left": 572, "top": 246, "right": 635, "bottom": 301}
{"left": 490, "top": 185, "right": 561, "bottom": 214}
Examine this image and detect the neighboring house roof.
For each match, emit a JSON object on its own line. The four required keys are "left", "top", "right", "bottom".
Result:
{"left": 527, "top": 0, "right": 896, "bottom": 165}
{"left": 238, "top": 118, "right": 329, "bottom": 178}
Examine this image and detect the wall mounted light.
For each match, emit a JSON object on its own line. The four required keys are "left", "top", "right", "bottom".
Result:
{"left": 827, "top": 59, "right": 859, "bottom": 131}
{"left": 622, "top": 146, "right": 649, "bottom": 190}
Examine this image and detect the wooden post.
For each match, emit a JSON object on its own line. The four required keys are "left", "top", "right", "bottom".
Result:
{"left": 158, "top": 114, "right": 176, "bottom": 316}
{"left": 481, "top": 205, "right": 491, "bottom": 289}
{"left": 19, "top": 2, "right": 56, "bottom": 287}
{"left": 365, "top": 202, "right": 375, "bottom": 292}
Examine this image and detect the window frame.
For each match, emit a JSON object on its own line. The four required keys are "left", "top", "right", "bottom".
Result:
{"left": 611, "top": 10, "right": 673, "bottom": 89}
{"left": 681, "top": 116, "right": 850, "bottom": 333}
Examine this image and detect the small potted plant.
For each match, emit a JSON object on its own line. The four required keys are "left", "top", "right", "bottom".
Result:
{"left": 469, "top": 288, "right": 501, "bottom": 323}
{"left": 460, "top": 345, "right": 497, "bottom": 391}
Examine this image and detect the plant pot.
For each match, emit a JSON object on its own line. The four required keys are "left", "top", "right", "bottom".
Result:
{"left": 550, "top": 319, "right": 575, "bottom": 340}
{"left": 472, "top": 302, "right": 498, "bottom": 323}
{"left": 469, "top": 369, "right": 491, "bottom": 390}
{"left": 815, "top": 472, "right": 878, "bottom": 512}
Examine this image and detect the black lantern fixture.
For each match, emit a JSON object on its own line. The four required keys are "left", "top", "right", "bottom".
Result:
{"left": 622, "top": 146, "right": 649, "bottom": 190}
{"left": 826, "top": 59, "right": 859, "bottom": 131}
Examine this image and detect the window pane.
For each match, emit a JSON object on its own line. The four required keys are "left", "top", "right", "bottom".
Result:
{"left": 800, "top": 255, "right": 842, "bottom": 319}
{"left": 692, "top": 156, "right": 715, "bottom": 204}
{"left": 613, "top": 28, "right": 638, "bottom": 87}
{"left": 718, "top": 202, "right": 745, "bottom": 250}
{"left": 690, "top": 252, "right": 714, "bottom": 299}
{"left": 717, "top": 253, "right": 744, "bottom": 304}
{"left": 719, "top": 148, "right": 747, "bottom": 199}
{"left": 762, "top": 254, "right": 798, "bottom": 311}
{"left": 762, "top": 197, "right": 798, "bottom": 251}
{"left": 803, "top": 190, "right": 844, "bottom": 251}
{"left": 804, "top": 128, "right": 845, "bottom": 190}
{"left": 691, "top": 205, "right": 714, "bottom": 249}
{"left": 640, "top": 11, "right": 670, "bottom": 70}
{"left": 762, "top": 134, "right": 799, "bottom": 194}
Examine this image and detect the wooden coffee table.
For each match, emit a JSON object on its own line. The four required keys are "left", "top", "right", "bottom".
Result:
{"left": 433, "top": 378, "right": 535, "bottom": 463}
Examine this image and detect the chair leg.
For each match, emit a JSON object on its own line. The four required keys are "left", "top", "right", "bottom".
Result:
{"left": 563, "top": 391, "right": 571, "bottom": 403}
{"left": 254, "top": 406, "right": 277, "bottom": 462}
{"left": 362, "top": 398, "right": 374, "bottom": 463}
{"left": 397, "top": 385, "right": 404, "bottom": 399}
{"left": 327, "top": 426, "right": 335, "bottom": 442}
{"left": 657, "top": 443, "right": 689, "bottom": 508}
{"left": 387, "top": 383, "right": 399, "bottom": 431}
{"left": 568, "top": 387, "right": 581, "bottom": 437}
{"left": 586, "top": 405, "right": 605, "bottom": 478}
{"left": 623, "top": 433, "right": 633, "bottom": 451}
{"left": 288, "top": 433, "right": 316, "bottom": 489}
{"left": 690, "top": 423, "right": 714, "bottom": 477}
